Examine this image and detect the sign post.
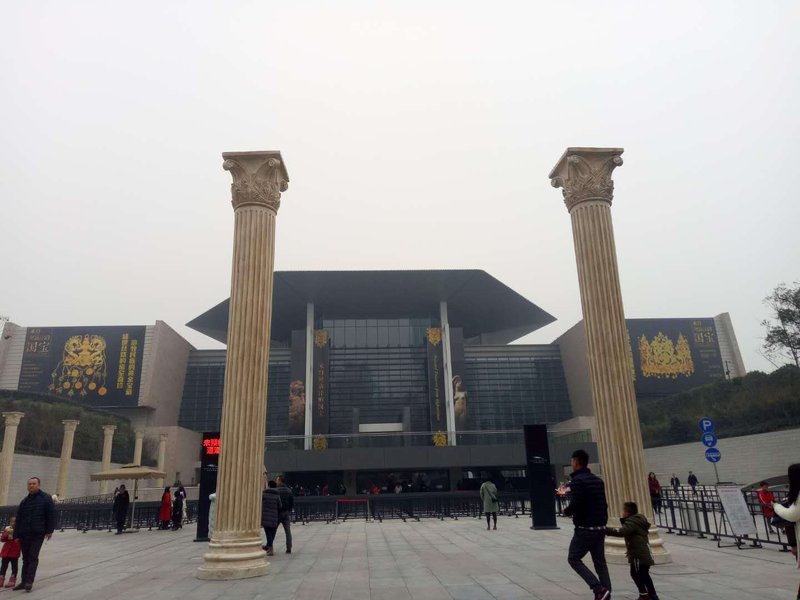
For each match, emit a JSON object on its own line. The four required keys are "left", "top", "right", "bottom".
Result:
{"left": 699, "top": 418, "right": 720, "bottom": 483}
{"left": 195, "top": 431, "right": 220, "bottom": 542}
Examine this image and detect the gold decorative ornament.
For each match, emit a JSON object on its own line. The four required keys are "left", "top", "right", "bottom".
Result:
{"left": 426, "top": 327, "right": 442, "bottom": 347}
{"left": 432, "top": 431, "right": 447, "bottom": 447}
{"left": 49, "top": 335, "right": 108, "bottom": 398}
{"left": 312, "top": 435, "right": 328, "bottom": 450}
{"left": 314, "top": 329, "right": 329, "bottom": 348}
{"left": 638, "top": 332, "right": 695, "bottom": 379}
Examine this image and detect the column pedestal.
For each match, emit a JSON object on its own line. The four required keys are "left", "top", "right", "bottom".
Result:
{"left": 56, "top": 420, "right": 80, "bottom": 499}
{"left": 0, "top": 412, "right": 24, "bottom": 505}
{"left": 196, "top": 151, "right": 289, "bottom": 580}
{"left": 549, "top": 147, "right": 670, "bottom": 564}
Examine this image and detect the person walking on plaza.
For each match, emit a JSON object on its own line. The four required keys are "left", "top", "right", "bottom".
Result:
{"left": 669, "top": 474, "right": 680, "bottom": 494}
{"left": 171, "top": 489, "right": 183, "bottom": 530}
{"left": 479, "top": 477, "right": 499, "bottom": 531}
{"left": 158, "top": 487, "right": 172, "bottom": 530}
{"left": 687, "top": 471, "right": 698, "bottom": 496}
{"left": 112, "top": 485, "right": 130, "bottom": 535}
{"left": 13, "top": 477, "right": 56, "bottom": 592}
{"left": 563, "top": 449, "right": 611, "bottom": 600}
{"left": 606, "top": 501, "right": 659, "bottom": 600}
{"left": 275, "top": 476, "right": 294, "bottom": 554}
{"left": 647, "top": 473, "right": 662, "bottom": 514}
{"left": 0, "top": 516, "right": 21, "bottom": 588}
{"left": 771, "top": 464, "right": 800, "bottom": 598}
{"left": 261, "top": 480, "right": 282, "bottom": 556}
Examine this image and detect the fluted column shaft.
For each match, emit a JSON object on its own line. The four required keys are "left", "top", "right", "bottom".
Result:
{"left": 57, "top": 420, "right": 80, "bottom": 499}
{"left": 0, "top": 412, "right": 24, "bottom": 505}
{"left": 156, "top": 433, "right": 168, "bottom": 488}
{"left": 133, "top": 429, "right": 145, "bottom": 465}
{"left": 99, "top": 425, "right": 116, "bottom": 494}
{"left": 197, "top": 151, "right": 288, "bottom": 580}
{"left": 550, "top": 147, "right": 669, "bottom": 564}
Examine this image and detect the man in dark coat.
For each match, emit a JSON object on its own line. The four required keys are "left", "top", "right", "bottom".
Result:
{"left": 113, "top": 485, "right": 130, "bottom": 535}
{"left": 563, "top": 450, "right": 611, "bottom": 600}
{"left": 261, "top": 480, "right": 282, "bottom": 556}
{"left": 13, "top": 477, "right": 56, "bottom": 592}
{"left": 275, "top": 476, "right": 294, "bottom": 554}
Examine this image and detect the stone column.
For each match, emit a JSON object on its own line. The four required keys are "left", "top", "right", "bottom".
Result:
{"left": 156, "top": 433, "right": 168, "bottom": 488}
{"left": 196, "top": 151, "right": 288, "bottom": 580}
{"left": 549, "top": 147, "right": 670, "bottom": 564}
{"left": 0, "top": 412, "right": 24, "bottom": 505}
{"left": 99, "top": 425, "right": 116, "bottom": 494}
{"left": 133, "top": 429, "right": 145, "bottom": 465}
{"left": 56, "top": 420, "right": 80, "bottom": 499}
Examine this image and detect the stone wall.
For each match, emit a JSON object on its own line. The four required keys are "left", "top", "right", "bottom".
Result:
{"left": 6, "top": 453, "right": 121, "bottom": 503}
{"left": 644, "top": 428, "right": 800, "bottom": 486}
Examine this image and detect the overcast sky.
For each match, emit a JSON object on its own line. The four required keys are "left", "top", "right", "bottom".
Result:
{"left": 1, "top": 2, "right": 798, "bottom": 372}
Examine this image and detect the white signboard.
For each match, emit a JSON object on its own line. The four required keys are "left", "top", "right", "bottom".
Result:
{"left": 717, "top": 486, "right": 757, "bottom": 537}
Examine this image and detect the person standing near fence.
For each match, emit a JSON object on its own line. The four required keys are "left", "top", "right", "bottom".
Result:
{"left": 480, "top": 477, "right": 499, "bottom": 531}
{"left": 669, "top": 474, "right": 680, "bottom": 494}
{"left": 13, "top": 477, "right": 56, "bottom": 592}
{"left": 112, "top": 485, "right": 130, "bottom": 535}
{"left": 771, "top": 464, "right": 800, "bottom": 599}
{"left": 158, "top": 487, "right": 172, "bottom": 530}
{"left": 275, "top": 476, "right": 294, "bottom": 554}
{"left": 687, "top": 471, "right": 698, "bottom": 496}
{"left": 563, "top": 449, "right": 611, "bottom": 600}
{"left": 261, "top": 480, "right": 282, "bottom": 556}
{"left": 648, "top": 473, "right": 662, "bottom": 514}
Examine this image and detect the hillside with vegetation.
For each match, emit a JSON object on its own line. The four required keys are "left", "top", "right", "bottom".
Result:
{"left": 0, "top": 390, "right": 154, "bottom": 464}
{"left": 639, "top": 365, "right": 800, "bottom": 448}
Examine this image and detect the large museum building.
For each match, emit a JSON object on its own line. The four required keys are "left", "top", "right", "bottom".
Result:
{"left": 0, "top": 269, "right": 746, "bottom": 492}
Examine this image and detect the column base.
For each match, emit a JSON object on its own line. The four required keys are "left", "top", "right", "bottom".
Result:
{"left": 605, "top": 528, "right": 671, "bottom": 565}
{"left": 195, "top": 533, "right": 270, "bottom": 580}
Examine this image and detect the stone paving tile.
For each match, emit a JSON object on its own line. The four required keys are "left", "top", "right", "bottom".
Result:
{"left": 15, "top": 515, "right": 800, "bottom": 599}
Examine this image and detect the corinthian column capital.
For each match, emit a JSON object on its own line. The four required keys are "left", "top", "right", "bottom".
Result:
{"left": 62, "top": 420, "right": 80, "bottom": 433}
{"left": 222, "top": 151, "right": 289, "bottom": 212}
{"left": 2, "top": 412, "right": 24, "bottom": 428}
{"left": 549, "top": 147, "right": 624, "bottom": 211}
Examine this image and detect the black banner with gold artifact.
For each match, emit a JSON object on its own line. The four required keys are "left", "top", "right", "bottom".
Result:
{"left": 288, "top": 330, "right": 307, "bottom": 438}
{"left": 628, "top": 318, "right": 724, "bottom": 396}
{"left": 311, "top": 329, "right": 330, "bottom": 449}
{"left": 18, "top": 326, "right": 146, "bottom": 408}
{"left": 426, "top": 327, "right": 447, "bottom": 446}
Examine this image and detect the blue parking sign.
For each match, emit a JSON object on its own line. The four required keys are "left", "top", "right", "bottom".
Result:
{"left": 705, "top": 448, "right": 722, "bottom": 463}
{"left": 699, "top": 418, "right": 714, "bottom": 433}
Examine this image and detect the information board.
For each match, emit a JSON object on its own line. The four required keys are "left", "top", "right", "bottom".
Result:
{"left": 18, "top": 326, "right": 146, "bottom": 407}
{"left": 717, "top": 486, "right": 757, "bottom": 537}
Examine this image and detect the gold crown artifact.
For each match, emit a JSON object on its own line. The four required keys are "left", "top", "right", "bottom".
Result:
{"left": 638, "top": 332, "right": 695, "bottom": 379}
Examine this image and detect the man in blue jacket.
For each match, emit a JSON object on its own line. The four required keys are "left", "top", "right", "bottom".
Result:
{"left": 13, "top": 477, "right": 56, "bottom": 592}
{"left": 563, "top": 449, "right": 611, "bottom": 600}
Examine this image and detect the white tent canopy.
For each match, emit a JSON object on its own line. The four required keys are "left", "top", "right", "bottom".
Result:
{"left": 90, "top": 464, "right": 167, "bottom": 531}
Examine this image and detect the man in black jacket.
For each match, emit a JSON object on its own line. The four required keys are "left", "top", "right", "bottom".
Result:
{"left": 113, "top": 485, "right": 130, "bottom": 535}
{"left": 275, "top": 476, "right": 294, "bottom": 554}
{"left": 13, "top": 477, "right": 56, "bottom": 592}
{"left": 563, "top": 450, "right": 611, "bottom": 600}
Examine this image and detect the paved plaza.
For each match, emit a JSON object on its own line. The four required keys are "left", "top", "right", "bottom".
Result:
{"left": 19, "top": 516, "right": 799, "bottom": 600}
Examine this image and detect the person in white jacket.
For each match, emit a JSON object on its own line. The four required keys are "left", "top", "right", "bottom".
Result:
{"left": 773, "top": 463, "right": 800, "bottom": 567}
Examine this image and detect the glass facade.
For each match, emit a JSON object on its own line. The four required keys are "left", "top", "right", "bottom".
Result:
{"left": 320, "top": 318, "right": 435, "bottom": 349}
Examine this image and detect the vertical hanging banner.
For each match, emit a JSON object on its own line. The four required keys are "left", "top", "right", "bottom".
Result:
{"left": 288, "top": 330, "right": 307, "bottom": 439}
{"left": 449, "top": 327, "right": 468, "bottom": 432}
{"left": 426, "top": 327, "right": 447, "bottom": 446}
{"left": 312, "top": 329, "right": 330, "bottom": 449}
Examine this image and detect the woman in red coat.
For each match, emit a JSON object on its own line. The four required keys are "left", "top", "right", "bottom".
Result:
{"left": 648, "top": 472, "right": 662, "bottom": 514}
{"left": 159, "top": 487, "right": 172, "bottom": 530}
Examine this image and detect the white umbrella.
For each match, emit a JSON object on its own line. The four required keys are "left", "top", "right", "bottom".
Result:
{"left": 90, "top": 464, "right": 167, "bottom": 530}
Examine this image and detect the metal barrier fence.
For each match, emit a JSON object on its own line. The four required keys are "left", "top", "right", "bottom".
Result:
{"left": 292, "top": 492, "right": 531, "bottom": 524}
{"left": 0, "top": 500, "right": 198, "bottom": 533}
{"left": 653, "top": 487, "right": 794, "bottom": 552}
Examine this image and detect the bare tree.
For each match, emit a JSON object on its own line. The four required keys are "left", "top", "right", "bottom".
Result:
{"left": 762, "top": 282, "right": 800, "bottom": 368}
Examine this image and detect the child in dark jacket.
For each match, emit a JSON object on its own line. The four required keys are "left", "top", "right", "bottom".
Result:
{"left": 0, "top": 517, "right": 21, "bottom": 588}
{"left": 606, "top": 502, "right": 659, "bottom": 600}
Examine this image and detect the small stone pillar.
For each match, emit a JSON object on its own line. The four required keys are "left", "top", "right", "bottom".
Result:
{"left": 99, "top": 425, "right": 116, "bottom": 494}
{"left": 549, "top": 147, "right": 669, "bottom": 564}
{"left": 0, "top": 412, "right": 24, "bottom": 505}
{"left": 56, "top": 420, "right": 80, "bottom": 499}
{"left": 156, "top": 433, "right": 168, "bottom": 488}
{"left": 133, "top": 429, "right": 145, "bottom": 465}
{"left": 196, "top": 151, "right": 289, "bottom": 580}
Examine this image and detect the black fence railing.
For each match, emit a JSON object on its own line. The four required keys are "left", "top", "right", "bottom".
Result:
{"left": 653, "top": 487, "right": 794, "bottom": 552}
{"left": 0, "top": 500, "right": 198, "bottom": 533}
